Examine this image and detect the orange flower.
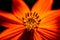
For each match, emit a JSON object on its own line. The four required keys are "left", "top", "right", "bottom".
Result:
{"left": 0, "top": 0, "right": 60, "bottom": 40}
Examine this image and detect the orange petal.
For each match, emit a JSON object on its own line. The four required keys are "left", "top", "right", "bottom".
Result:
{"left": 0, "top": 11, "right": 23, "bottom": 25}
{"left": 11, "top": 32, "right": 24, "bottom": 40}
{"left": 12, "top": 0, "right": 30, "bottom": 20}
{"left": 0, "top": 31, "right": 24, "bottom": 40}
{"left": 36, "top": 29, "right": 48, "bottom": 40}
{"left": 37, "top": 28, "right": 58, "bottom": 40}
{"left": 0, "top": 24, "right": 25, "bottom": 40}
{"left": 39, "top": 10, "right": 60, "bottom": 19}
{"left": 31, "top": 0, "right": 53, "bottom": 13}
{"left": 1, "top": 22, "right": 24, "bottom": 28}
{"left": 34, "top": 30, "right": 42, "bottom": 40}
{"left": 40, "top": 24, "right": 59, "bottom": 32}
{"left": 38, "top": 10, "right": 60, "bottom": 32}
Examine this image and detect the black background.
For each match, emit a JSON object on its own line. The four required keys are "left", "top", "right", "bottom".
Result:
{"left": 0, "top": 0, "right": 60, "bottom": 12}
{"left": 0, "top": 0, "right": 60, "bottom": 33}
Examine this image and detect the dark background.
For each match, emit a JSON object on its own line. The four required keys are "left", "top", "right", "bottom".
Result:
{"left": 0, "top": 0, "right": 60, "bottom": 33}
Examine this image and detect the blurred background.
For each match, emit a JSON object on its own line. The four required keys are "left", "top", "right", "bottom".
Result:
{"left": 0, "top": 0, "right": 60, "bottom": 33}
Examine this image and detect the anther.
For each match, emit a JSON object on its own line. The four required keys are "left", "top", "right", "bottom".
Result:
{"left": 33, "top": 12, "right": 36, "bottom": 16}
{"left": 22, "top": 17, "right": 24, "bottom": 20}
{"left": 35, "top": 26, "right": 38, "bottom": 28}
{"left": 38, "top": 19, "right": 41, "bottom": 22}
{"left": 35, "top": 13, "right": 38, "bottom": 16}
{"left": 36, "top": 16, "right": 39, "bottom": 19}
{"left": 23, "top": 22, "right": 26, "bottom": 23}
{"left": 27, "top": 13, "right": 29, "bottom": 16}
{"left": 37, "top": 23, "right": 40, "bottom": 25}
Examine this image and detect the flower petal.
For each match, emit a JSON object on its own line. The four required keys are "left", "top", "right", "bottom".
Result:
{"left": 11, "top": 32, "right": 24, "bottom": 40}
{"left": 0, "top": 23, "right": 25, "bottom": 40}
{"left": 39, "top": 10, "right": 60, "bottom": 19}
{"left": 31, "top": 0, "right": 53, "bottom": 13}
{"left": 36, "top": 28, "right": 58, "bottom": 40}
{"left": 1, "top": 22, "right": 24, "bottom": 28}
{"left": 12, "top": 0, "right": 30, "bottom": 20}
{"left": 34, "top": 30, "right": 42, "bottom": 40}
{"left": 38, "top": 10, "right": 60, "bottom": 32}
{"left": 0, "top": 11, "right": 23, "bottom": 25}
{"left": 36, "top": 10, "right": 60, "bottom": 40}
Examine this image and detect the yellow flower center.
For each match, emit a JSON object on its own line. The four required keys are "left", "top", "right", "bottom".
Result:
{"left": 22, "top": 12, "right": 41, "bottom": 31}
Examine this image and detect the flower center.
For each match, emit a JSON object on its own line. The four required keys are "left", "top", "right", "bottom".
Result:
{"left": 22, "top": 12, "right": 41, "bottom": 31}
